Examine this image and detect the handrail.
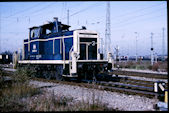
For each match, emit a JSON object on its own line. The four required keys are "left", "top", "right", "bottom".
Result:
{"left": 69, "top": 46, "right": 74, "bottom": 61}
{"left": 62, "top": 38, "right": 65, "bottom": 68}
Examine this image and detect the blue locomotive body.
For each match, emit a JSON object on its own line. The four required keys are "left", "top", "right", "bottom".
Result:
{"left": 24, "top": 35, "right": 73, "bottom": 60}
{"left": 23, "top": 18, "right": 74, "bottom": 61}
{"left": 18, "top": 17, "right": 113, "bottom": 80}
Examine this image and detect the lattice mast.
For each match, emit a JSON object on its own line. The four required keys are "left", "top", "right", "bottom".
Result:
{"left": 150, "top": 32, "right": 154, "bottom": 65}
{"left": 104, "top": 1, "right": 111, "bottom": 59}
{"left": 67, "top": 9, "right": 69, "bottom": 25}
{"left": 162, "top": 27, "right": 165, "bottom": 61}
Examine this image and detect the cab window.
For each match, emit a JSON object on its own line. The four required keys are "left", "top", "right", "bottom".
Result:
{"left": 31, "top": 28, "right": 40, "bottom": 38}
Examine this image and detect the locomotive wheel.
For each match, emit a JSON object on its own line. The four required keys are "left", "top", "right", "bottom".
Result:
{"left": 36, "top": 71, "right": 42, "bottom": 78}
{"left": 76, "top": 76, "right": 82, "bottom": 82}
{"left": 43, "top": 71, "right": 51, "bottom": 80}
{"left": 55, "top": 65, "right": 64, "bottom": 81}
{"left": 55, "top": 74, "right": 64, "bottom": 81}
{"left": 92, "top": 70, "right": 97, "bottom": 83}
{"left": 92, "top": 75, "right": 97, "bottom": 83}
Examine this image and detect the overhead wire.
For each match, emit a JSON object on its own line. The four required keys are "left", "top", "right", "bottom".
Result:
{"left": 0, "top": 3, "right": 46, "bottom": 22}
{"left": 90, "top": 4, "right": 166, "bottom": 31}
{"left": 88, "top": 2, "right": 165, "bottom": 26}
{"left": 1, "top": 2, "right": 166, "bottom": 31}
{"left": 30, "top": 2, "right": 58, "bottom": 16}
{"left": 60, "top": 2, "right": 103, "bottom": 20}
{"left": 1, "top": 2, "right": 55, "bottom": 21}
{"left": 113, "top": 3, "right": 165, "bottom": 19}
{"left": 111, "top": 6, "right": 166, "bottom": 27}
{"left": 111, "top": 10, "right": 166, "bottom": 31}
{"left": 1, "top": 2, "right": 57, "bottom": 30}
{"left": 3, "top": 2, "right": 44, "bottom": 18}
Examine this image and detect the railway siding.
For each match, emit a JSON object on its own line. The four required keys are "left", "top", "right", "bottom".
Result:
{"left": 2, "top": 67, "right": 168, "bottom": 97}
{"left": 111, "top": 69, "right": 168, "bottom": 79}
{"left": 1, "top": 68, "right": 168, "bottom": 111}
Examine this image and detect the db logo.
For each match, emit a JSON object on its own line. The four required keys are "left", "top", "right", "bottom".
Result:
{"left": 32, "top": 44, "right": 37, "bottom": 52}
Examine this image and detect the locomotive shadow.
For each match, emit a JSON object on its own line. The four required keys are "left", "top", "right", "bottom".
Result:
{"left": 95, "top": 73, "right": 128, "bottom": 82}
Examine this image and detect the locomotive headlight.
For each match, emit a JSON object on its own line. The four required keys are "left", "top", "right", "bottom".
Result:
{"left": 91, "top": 41, "right": 96, "bottom": 46}
{"left": 74, "top": 53, "right": 77, "bottom": 57}
{"left": 74, "top": 52, "right": 80, "bottom": 59}
{"left": 103, "top": 64, "right": 108, "bottom": 67}
{"left": 78, "top": 64, "right": 83, "bottom": 68}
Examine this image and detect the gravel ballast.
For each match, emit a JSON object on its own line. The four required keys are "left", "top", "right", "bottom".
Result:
{"left": 29, "top": 80, "right": 159, "bottom": 111}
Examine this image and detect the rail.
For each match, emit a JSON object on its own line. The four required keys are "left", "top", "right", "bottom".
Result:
{"left": 2, "top": 67, "right": 168, "bottom": 98}
{"left": 109, "top": 69, "right": 168, "bottom": 79}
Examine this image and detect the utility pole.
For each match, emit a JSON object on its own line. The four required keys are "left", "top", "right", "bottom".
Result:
{"left": 0, "top": 10, "right": 1, "bottom": 54}
{"left": 67, "top": 9, "right": 69, "bottom": 25}
{"left": 0, "top": 16, "right": 1, "bottom": 54}
{"left": 115, "top": 45, "right": 119, "bottom": 63}
{"left": 28, "top": 17, "right": 30, "bottom": 24}
{"left": 127, "top": 44, "right": 129, "bottom": 62}
{"left": 162, "top": 27, "right": 165, "bottom": 61}
{"left": 150, "top": 32, "right": 154, "bottom": 65}
{"left": 105, "top": 1, "right": 111, "bottom": 59}
{"left": 134, "top": 32, "right": 138, "bottom": 62}
{"left": 100, "top": 37, "right": 104, "bottom": 54}
{"left": 155, "top": 52, "right": 157, "bottom": 63}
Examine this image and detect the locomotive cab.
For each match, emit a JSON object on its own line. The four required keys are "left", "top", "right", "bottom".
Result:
{"left": 18, "top": 17, "right": 114, "bottom": 80}
{"left": 67, "top": 29, "right": 113, "bottom": 80}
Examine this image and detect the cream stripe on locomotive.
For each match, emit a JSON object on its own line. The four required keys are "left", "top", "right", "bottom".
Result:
{"left": 24, "top": 35, "right": 73, "bottom": 44}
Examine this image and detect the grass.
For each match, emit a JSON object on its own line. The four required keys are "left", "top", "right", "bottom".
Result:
{"left": 26, "top": 91, "right": 73, "bottom": 111}
{"left": 26, "top": 81, "right": 115, "bottom": 111}
{"left": 0, "top": 83, "right": 41, "bottom": 112}
{"left": 25, "top": 89, "right": 114, "bottom": 111}
{"left": 0, "top": 66, "right": 116, "bottom": 111}
{"left": 0, "top": 66, "right": 3, "bottom": 76}
{"left": 115, "top": 60, "right": 168, "bottom": 72}
{"left": 0, "top": 66, "right": 41, "bottom": 112}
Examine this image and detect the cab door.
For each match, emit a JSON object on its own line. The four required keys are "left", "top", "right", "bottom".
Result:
{"left": 88, "top": 42, "right": 97, "bottom": 60}
{"left": 79, "top": 43, "right": 86, "bottom": 60}
{"left": 79, "top": 39, "right": 97, "bottom": 60}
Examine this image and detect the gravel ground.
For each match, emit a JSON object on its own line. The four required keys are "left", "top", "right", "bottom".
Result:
{"left": 29, "top": 80, "right": 159, "bottom": 111}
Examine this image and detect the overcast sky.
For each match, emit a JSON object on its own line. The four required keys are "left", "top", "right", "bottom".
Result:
{"left": 0, "top": 1, "right": 167, "bottom": 56}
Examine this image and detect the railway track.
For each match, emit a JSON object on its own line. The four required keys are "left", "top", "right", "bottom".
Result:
{"left": 110, "top": 69, "right": 168, "bottom": 79}
{"left": 80, "top": 77, "right": 167, "bottom": 98}
{"left": 119, "top": 77, "right": 168, "bottom": 89}
{"left": 97, "top": 81, "right": 165, "bottom": 97}
{"left": 1, "top": 67, "right": 168, "bottom": 99}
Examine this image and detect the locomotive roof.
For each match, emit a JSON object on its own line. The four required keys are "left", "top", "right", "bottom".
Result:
{"left": 29, "top": 21, "right": 71, "bottom": 30}
{"left": 29, "top": 26, "right": 39, "bottom": 30}
{"left": 60, "top": 24, "right": 71, "bottom": 30}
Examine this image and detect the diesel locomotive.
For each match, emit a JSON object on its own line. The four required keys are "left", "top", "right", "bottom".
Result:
{"left": 17, "top": 17, "right": 114, "bottom": 81}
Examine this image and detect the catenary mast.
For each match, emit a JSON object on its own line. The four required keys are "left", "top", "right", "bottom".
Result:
{"left": 104, "top": 1, "right": 111, "bottom": 59}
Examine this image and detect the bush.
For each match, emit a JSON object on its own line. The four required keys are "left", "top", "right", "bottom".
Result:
{"left": 1, "top": 65, "right": 117, "bottom": 111}
{"left": 0, "top": 65, "right": 41, "bottom": 112}
{"left": 13, "top": 66, "right": 36, "bottom": 83}
{"left": 165, "top": 66, "right": 168, "bottom": 72}
{"left": 135, "top": 65, "right": 145, "bottom": 70}
{"left": 114, "top": 61, "right": 167, "bottom": 72}
{"left": 148, "top": 65, "right": 152, "bottom": 70}
{"left": 152, "top": 63, "right": 159, "bottom": 71}
{"left": 125, "top": 61, "right": 135, "bottom": 69}
{"left": 0, "top": 82, "right": 41, "bottom": 112}
{"left": 0, "top": 66, "right": 4, "bottom": 76}
{"left": 158, "top": 61, "right": 168, "bottom": 72}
